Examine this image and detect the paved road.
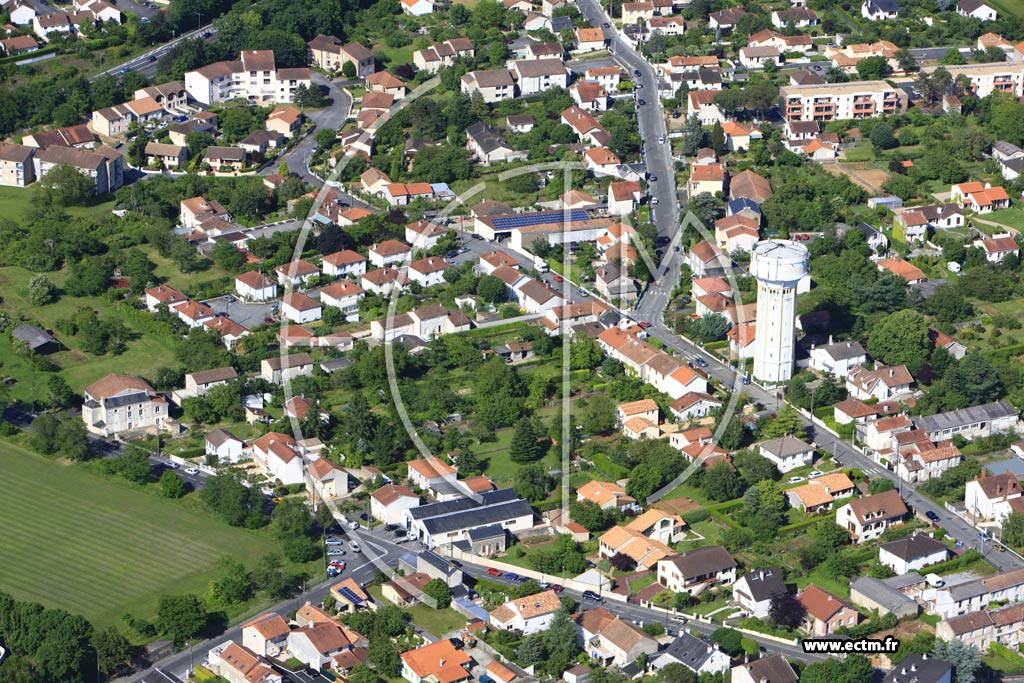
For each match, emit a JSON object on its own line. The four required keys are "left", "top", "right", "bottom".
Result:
{"left": 266, "top": 74, "right": 353, "bottom": 185}
{"left": 91, "top": 25, "right": 217, "bottom": 81}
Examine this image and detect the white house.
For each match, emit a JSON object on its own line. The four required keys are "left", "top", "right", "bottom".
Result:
{"left": 861, "top": 0, "right": 898, "bottom": 20}
{"left": 733, "top": 568, "right": 787, "bottom": 619}
{"left": 368, "top": 240, "right": 412, "bottom": 268}
{"left": 370, "top": 483, "right": 420, "bottom": 526}
{"left": 878, "top": 533, "right": 950, "bottom": 574}
{"left": 252, "top": 431, "right": 305, "bottom": 485}
{"left": 809, "top": 340, "right": 868, "bottom": 377}
{"left": 489, "top": 589, "right": 562, "bottom": 634}
{"left": 756, "top": 436, "right": 814, "bottom": 473}
{"left": 319, "top": 280, "right": 365, "bottom": 315}
{"left": 957, "top": 0, "right": 996, "bottom": 20}
{"left": 322, "top": 249, "right": 368, "bottom": 278}
{"left": 235, "top": 271, "right": 277, "bottom": 302}
{"left": 408, "top": 256, "right": 450, "bottom": 288}
{"left": 281, "top": 292, "right": 322, "bottom": 324}
{"left": 965, "top": 473, "right": 1024, "bottom": 522}
{"left": 206, "top": 428, "right": 247, "bottom": 463}
{"left": 836, "top": 489, "right": 908, "bottom": 543}
{"left": 657, "top": 546, "right": 737, "bottom": 593}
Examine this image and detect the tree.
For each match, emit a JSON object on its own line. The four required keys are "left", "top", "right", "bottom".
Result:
{"left": 941, "top": 48, "right": 966, "bottom": 65}
{"left": 293, "top": 83, "right": 328, "bottom": 108}
{"left": 514, "top": 462, "right": 555, "bottom": 503}
{"left": 570, "top": 500, "right": 616, "bottom": 532}
{"left": 315, "top": 128, "right": 338, "bottom": 151}
{"left": 93, "top": 627, "right": 132, "bottom": 678}
{"left": 341, "top": 61, "right": 357, "bottom": 79}
{"left": 869, "top": 122, "right": 898, "bottom": 150}
{"left": 856, "top": 55, "right": 891, "bottom": 80}
{"left": 769, "top": 592, "right": 805, "bottom": 629}
{"left": 701, "top": 460, "right": 744, "bottom": 502}
{"left": 956, "top": 354, "right": 1002, "bottom": 405}
{"left": 710, "top": 627, "right": 743, "bottom": 656}
{"left": 709, "top": 123, "right": 725, "bottom": 155}
{"left": 159, "top": 469, "right": 187, "bottom": 498}
{"left": 207, "top": 559, "right": 255, "bottom": 606}
{"left": 211, "top": 241, "right": 245, "bottom": 272}
{"left": 932, "top": 640, "right": 981, "bottom": 683}
{"left": 28, "top": 275, "right": 57, "bottom": 305}
{"left": 54, "top": 417, "right": 89, "bottom": 462}
{"left": 579, "top": 394, "right": 616, "bottom": 435}
{"left": 610, "top": 552, "right": 636, "bottom": 571}
{"left": 760, "top": 405, "right": 805, "bottom": 439}
{"left": 509, "top": 416, "right": 542, "bottom": 463}
{"left": 542, "top": 611, "right": 582, "bottom": 673}
{"left": 422, "top": 578, "right": 452, "bottom": 608}
{"left": 477, "top": 274, "right": 509, "bottom": 303}
{"left": 37, "top": 164, "right": 96, "bottom": 206}
{"left": 47, "top": 375, "right": 76, "bottom": 409}
{"left": 867, "top": 309, "right": 931, "bottom": 373}
{"left": 658, "top": 664, "right": 696, "bottom": 683}
{"left": 1003, "top": 511, "right": 1024, "bottom": 548}
{"left": 157, "top": 594, "right": 207, "bottom": 645}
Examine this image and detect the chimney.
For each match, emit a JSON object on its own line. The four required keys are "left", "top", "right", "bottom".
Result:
{"left": 829, "top": 334, "right": 833, "bottom": 344}
{"left": 911, "top": 665, "right": 917, "bottom": 672}
{"left": 440, "top": 659, "right": 445, "bottom": 668}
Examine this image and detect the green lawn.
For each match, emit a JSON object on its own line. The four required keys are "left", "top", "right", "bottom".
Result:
{"left": 0, "top": 185, "right": 117, "bottom": 222}
{"left": 368, "top": 585, "right": 467, "bottom": 637}
{"left": 980, "top": 206, "right": 1024, "bottom": 232}
{"left": 0, "top": 266, "right": 178, "bottom": 395}
{"left": 0, "top": 440, "right": 284, "bottom": 627}
{"left": 473, "top": 429, "right": 560, "bottom": 484}
{"left": 987, "top": 0, "right": 1024, "bottom": 20}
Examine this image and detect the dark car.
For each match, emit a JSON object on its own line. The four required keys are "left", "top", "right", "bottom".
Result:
{"left": 582, "top": 590, "right": 604, "bottom": 602}
{"left": 148, "top": 55, "right": 157, "bottom": 63}
{"left": 551, "top": 584, "right": 564, "bottom": 593}
{"left": 393, "top": 528, "right": 407, "bottom": 537}
{"left": 446, "top": 251, "right": 458, "bottom": 258}
{"left": 637, "top": 98, "right": 646, "bottom": 106}
{"left": 633, "top": 69, "right": 641, "bottom": 77}
{"left": 603, "top": 21, "right": 609, "bottom": 27}
{"left": 384, "top": 524, "right": 398, "bottom": 532}
{"left": 925, "top": 510, "right": 941, "bottom": 523}
{"left": 359, "top": 512, "right": 369, "bottom": 520}
{"left": 504, "top": 572, "right": 519, "bottom": 580}
{"left": 649, "top": 174, "right": 657, "bottom": 182}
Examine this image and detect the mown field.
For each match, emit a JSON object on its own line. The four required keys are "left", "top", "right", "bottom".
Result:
{"left": 0, "top": 440, "right": 281, "bottom": 627}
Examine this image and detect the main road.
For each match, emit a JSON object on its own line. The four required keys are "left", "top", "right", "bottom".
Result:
{"left": 572, "top": 0, "right": 1017, "bottom": 573}
{"left": 91, "top": 25, "right": 218, "bottom": 81}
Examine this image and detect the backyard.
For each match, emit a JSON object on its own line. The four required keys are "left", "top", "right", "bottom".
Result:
{"left": 0, "top": 439, "right": 293, "bottom": 628}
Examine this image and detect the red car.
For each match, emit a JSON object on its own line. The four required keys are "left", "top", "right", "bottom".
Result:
{"left": 487, "top": 568, "right": 503, "bottom": 576}
{"left": 551, "top": 585, "right": 564, "bottom": 593}
{"left": 553, "top": 275, "right": 564, "bottom": 282}
{"left": 638, "top": 321, "right": 651, "bottom": 329}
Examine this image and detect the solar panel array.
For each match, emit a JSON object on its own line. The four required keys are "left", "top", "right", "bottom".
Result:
{"left": 338, "top": 586, "right": 365, "bottom": 605}
{"left": 491, "top": 210, "right": 589, "bottom": 230}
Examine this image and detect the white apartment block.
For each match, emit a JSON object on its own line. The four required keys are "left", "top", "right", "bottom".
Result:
{"left": 185, "top": 50, "right": 311, "bottom": 105}
{"left": 779, "top": 81, "right": 907, "bottom": 121}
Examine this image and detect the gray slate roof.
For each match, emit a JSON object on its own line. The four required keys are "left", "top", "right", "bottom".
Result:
{"left": 11, "top": 324, "right": 56, "bottom": 350}
{"left": 883, "top": 655, "right": 953, "bottom": 683}
{"left": 913, "top": 400, "right": 1017, "bottom": 434}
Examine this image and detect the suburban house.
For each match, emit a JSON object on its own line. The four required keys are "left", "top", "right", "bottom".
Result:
{"left": 404, "top": 489, "right": 534, "bottom": 549}
{"left": 370, "top": 483, "right": 420, "bottom": 525}
{"left": 651, "top": 633, "right": 731, "bottom": 675}
{"left": 368, "top": 240, "right": 412, "bottom": 268}
{"left": 489, "top": 589, "right": 562, "bottom": 634}
{"left": 884, "top": 656, "right": 953, "bottom": 683}
{"left": 322, "top": 249, "right": 368, "bottom": 278}
{"left": 598, "top": 526, "right": 674, "bottom": 570}
{"left": 786, "top": 473, "right": 856, "bottom": 513}
{"left": 965, "top": 472, "right": 1024, "bottom": 522}
{"left": 281, "top": 292, "right": 322, "bottom": 324}
{"left": 235, "top": 271, "right": 278, "bottom": 301}
{"left": 936, "top": 603, "right": 1024, "bottom": 652}
{"left": 576, "top": 480, "right": 638, "bottom": 512}
{"left": 319, "top": 281, "right": 365, "bottom": 315}
{"left": 82, "top": 374, "right": 167, "bottom": 437}
{"left": 251, "top": 432, "right": 304, "bottom": 485}
{"left": 578, "top": 611, "right": 659, "bottom": 667}
{"left": 626, "top": 508, "right": 687, "bottom": 544}
{"left": 733, "top": 568, "right": 787, "bottom": 619}
{"left": 241, "top": 613, "right": 290, "bottom": 658}
{"left": 929, "top": 567, "right": 1024, "bottom": 618}
{"left": 33, "top": 144, "right": 123, "bottom": 195}
{"left": 461, "top": 69, "right": 516, "bottom": 103}
{"left": 836, "top": 489, "right": 908, "bottom": 542}
{"left": 261, "top": 352, "right": 314, "bottom": 384}
{"left": 809, "top": 340, "right": 868, "bottom": 377}
{"left": 406, "top": 455, "right": 458, "bottom": 491}
{"left": 756, "top": 435, "right": 815, "bottom": 473}
{"left": 731, "top": 655, "right": 798, "bottom": 683}
{"left": 657, "top": 545, "right": 737, "bottom": 593}
{"left": 206, "top": 428, "right": 247, "bottom": 463}
{"left": 846, "top": 364, "right": 914, "bottom": 401}
{"left": 878, "top": 533, "right": 950, "bottom": 574}
{"left": 957, "top": 0, "right": 997, "bottom": 20}
{"left": 207, "top": 642, "right": 282, "bottom": 683}
{"left": 797, "top": 585, "right": 860, "bottom": 636}
{"left": 400, "top": 639, "right": 471, "bottom": 683}
{"left": 862, "top": 0, "right": 899, "bottom": 20}
{"left": 975, "top": 235, "right": 1019, "bottom": 263}
{"left": 185, "top": 366, "right": 238, "bottom": 397}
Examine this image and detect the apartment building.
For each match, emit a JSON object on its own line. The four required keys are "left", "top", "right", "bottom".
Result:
{"left": 0, "top": 143, "right": 34, "bottom": 187}
{"left": 185, "top": 50, "right": 311, "bottom": 105}
{"left": 779, "top": 80, "right": 907, "bottom": 121}
{"left": 933, "top": 62, "right": 1024, "bottom": 98}
{"left": 307, "top": 35, "right": 375, "bottom": 76}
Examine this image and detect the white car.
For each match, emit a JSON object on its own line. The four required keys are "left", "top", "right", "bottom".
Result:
{"left": 787, "top": 476, "right": 805, "bottom": 484}
{"left": 808, "top": 470, "right": 824, "bottom": 478}
{"left": 658, "top": 136, "right": 665, "bottom": 144}
{"left": 651, "top": 197, "right": 659, "bottom": 205}
{"left": 184, "top": 467, "right": 199, "bottom": 475}
{"left": 327, "top": 549, "right": 346, "bottom": 556}
{"left": 347, "top": 520, "right": 359, "bottom": 530}
{"left": 349, "top": 541, "right": 361, "bottom": 552}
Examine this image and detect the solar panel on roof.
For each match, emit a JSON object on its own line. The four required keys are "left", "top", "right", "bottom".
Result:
{"left": 338, "top": 586, "right": 365, "bottom": 605}
{"left": 491, "top": 210, "right": 589, "bottom": 230}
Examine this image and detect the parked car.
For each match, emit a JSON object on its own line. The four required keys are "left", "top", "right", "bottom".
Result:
{"left": 393, "top": 528, "right": 407, "bottom": 537}
{"left": 325, "top": 539, "right": 342, "bottom": 546}
{"left": 504, "top": 572, "right": 519, "bottom": 580}
{"left": 184, "top": 467, "right": 199, "bottom": 475}
{"left": 925, "top": 510, "right": 941, "bottom": 523}
{"left": 551, "top": 584, "right": 564, "bottom": 593}
{"left": 638, "top": 321, "right": 651, "bottom": 329}
{"left": 808, "top": 471, "right": 824, "bottom": 478}
{"left": 384, "top": 524, "right": 398, "bottom": 532}
{"left": 582, "top": 590, "right": 604, "bottom": 603}
{"left": 787, "top": 476, "right": 805, "bottom": 484}
{"left": 347, "top": 520, "right": 359, "bottom": 530}
{"left": 487, "top": 568, "right": 503, "bottom": 576}
{"left": 328, "top": 549, "right": 345, "bottom": 556}
{"left": 165, "top": 462, "right": 180, "bottom": 469}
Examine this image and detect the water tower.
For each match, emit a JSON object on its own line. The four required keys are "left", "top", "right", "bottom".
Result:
{"left": 750, "top": 239, "right": 809, "bottom": 385}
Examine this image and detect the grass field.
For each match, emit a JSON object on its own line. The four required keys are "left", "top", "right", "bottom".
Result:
{"left": 0, "top": 440, "right": 283, "bottom": 627}
{"left": 0, "top": 266, "right": 177, "bottom": 396}
{"left": 0, "top": 186, "right": 116, "bottom": 222}
{"left": 979, "top": 206, "right": 1024, "bottom": 233}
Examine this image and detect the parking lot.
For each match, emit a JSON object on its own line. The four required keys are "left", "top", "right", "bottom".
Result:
{"left": 202, "top": 296, "right": 278, "bottom": 329}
